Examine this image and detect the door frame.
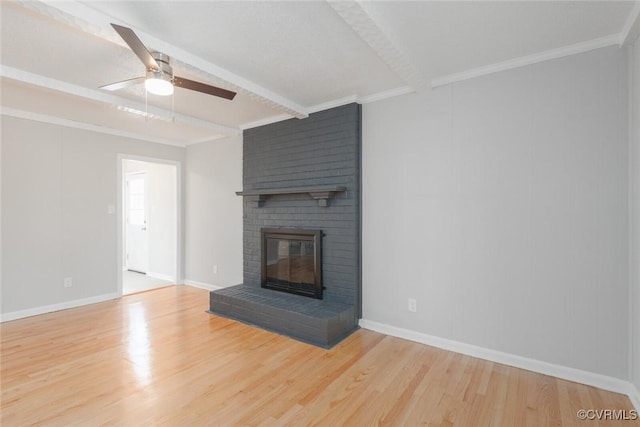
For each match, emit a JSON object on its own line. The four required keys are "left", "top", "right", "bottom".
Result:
{"left": 117, "top": 154, "right": 182, "bottom": 296}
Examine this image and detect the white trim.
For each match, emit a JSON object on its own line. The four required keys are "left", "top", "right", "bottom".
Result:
{"left": 1, "top": 107, "right": 184, "bottom": 147}
{"left": 359, "top": 319, "right": 640, "bottom": 411}
{"left": 184, "top": 279, "right": 224, "bottom": 291}
{"left": 146, "top": 272, "right": 176, "bottom": 283}
{"left": 359, "top": 86, "right": 415, "bottom": 104}
{"left": 240, "top": 88, "right": 417, "bottom": 121}
{"left": 430, "top": 34, "right": 621, "bottom": 89}
{"left": 307, "top": 95, "right": 358, "bottom": 114}
{"left": 620, "top": 1, "right": 640, "bottom": 47}
{"left": 239, "top": 32, "right": 628, "bottom": 111}
{"left": 0, "top": 292, "right": 120, "bottom": 323}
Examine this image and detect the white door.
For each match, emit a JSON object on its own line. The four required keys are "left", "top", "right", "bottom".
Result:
{"left": 126, "top": 172, "right": 148, "bottom": 273}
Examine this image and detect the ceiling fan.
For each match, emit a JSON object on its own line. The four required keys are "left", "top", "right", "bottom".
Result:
{"left": 100, "top": 23, "right": 236, "bottom": 100}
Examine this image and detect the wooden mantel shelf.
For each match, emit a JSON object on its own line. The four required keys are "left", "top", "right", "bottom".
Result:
{"left": 236, "top": 186, "right": 346, "bottom": 207}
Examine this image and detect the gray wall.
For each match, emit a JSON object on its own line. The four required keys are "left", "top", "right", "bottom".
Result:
{"left": 362, "top": 46, "right": 629, "bottom": 380}
{"left": 242, "top": 104, "right": 361, "bottom": 308}
{"left": 184, "top": 137, "right": 243, "bottom": 289}
{"left": 1, "top": 116, "right": 184, "bottom": 315}
{"left": 631, "top": 39, "right": 640, "bottom": 396}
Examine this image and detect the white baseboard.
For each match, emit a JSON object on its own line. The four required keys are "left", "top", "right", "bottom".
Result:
{"left": 0, "top": 280, "right": 227, "bottom": 322}
{"left": 146, "top": 271, "right": 176, "bottom": 282}
{"left": 359, "top": 319, "right": 640, "bottom": 412}
{"left": 183, "top": 279, "right": 223, "bottom": 291}
{"left": 1, "top": 292, "right": 121, "bottom": 323}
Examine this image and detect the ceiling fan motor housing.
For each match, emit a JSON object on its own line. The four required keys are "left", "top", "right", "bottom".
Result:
{"left": 146, "top": 51, "right": 173, "bottom": 82}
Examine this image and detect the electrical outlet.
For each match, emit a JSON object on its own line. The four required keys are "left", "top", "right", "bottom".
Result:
{"left": 408, "top": 298, "right": 417, "bottom": 312}
{"left": 64, "top": 277, "right": 73, "bottom": 288}
{"left": 213, "top": 265, "right": 218, "bottom": 275}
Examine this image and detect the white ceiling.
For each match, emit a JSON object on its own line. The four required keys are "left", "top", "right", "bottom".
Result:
{"left": 1, "top": 1, "right": 638, "bottom": 146}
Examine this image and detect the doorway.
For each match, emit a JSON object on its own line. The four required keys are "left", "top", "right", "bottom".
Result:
{"left": 121, "top": 158, "right": 179, "bottom": 295}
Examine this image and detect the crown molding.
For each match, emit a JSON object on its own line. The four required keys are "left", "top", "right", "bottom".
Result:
{"left": 430, "top": 34, "right": 621, "bottom": 89}
{"left": 1, "top": 107, "right": 185, "bottom": 147}
{"left": 620, "top": 1, "right": 640, "bottom": 46}
{"left": 306, "top": 95, "right": 358, "bottom": 114}
{"left": 359, "top": 86, "right": 414, "bottom": 104}
{"left": 19, "top": 0, "right": 308, "bottom": 119}
{"left": 243, "top": 91, "right": 407, "bottom": 121}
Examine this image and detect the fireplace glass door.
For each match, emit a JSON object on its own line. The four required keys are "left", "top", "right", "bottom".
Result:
{"left": 261, "top": 229, "right": 322, "bottom": 299}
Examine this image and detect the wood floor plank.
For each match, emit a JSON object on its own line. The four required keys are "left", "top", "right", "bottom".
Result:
{"left": 1, "top": 285, "right": 637, "bottom": 426}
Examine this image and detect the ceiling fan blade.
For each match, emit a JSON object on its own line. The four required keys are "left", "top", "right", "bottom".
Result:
{"left": 111, "top": 23, "right": 159, "bottom": 71}
{"left": 100, "top": 76, "right": 146, "bottom": 91}
{"left": 173, "top": 76, "right": 237, "bottom": 100}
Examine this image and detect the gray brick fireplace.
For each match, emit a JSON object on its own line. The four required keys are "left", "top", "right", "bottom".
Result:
{"left": 208, "top": 103, "right": 362, "bottom": 348}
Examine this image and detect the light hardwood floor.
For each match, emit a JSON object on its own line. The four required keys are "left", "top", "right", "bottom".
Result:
{"left": 1, "top": 285, "right": 637, "bottom": 426}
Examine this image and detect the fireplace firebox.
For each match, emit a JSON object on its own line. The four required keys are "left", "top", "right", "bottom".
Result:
{"left": 261, "top": 228, "right": 323, "bottom": 299}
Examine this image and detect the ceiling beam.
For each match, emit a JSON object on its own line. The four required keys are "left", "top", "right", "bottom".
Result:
{"left": 620, "top": 1, "right": 640, "bottom": 46}
{"left": 2, "top": 107, "right": 186, "bottom": 147}
{"left": 327, "top": 0, "right": 427, "bottom": 92}
{"left": 1, "top": 65, "right": 240, "bottom": 137}
{"left": 19, "top": 0, "right": 309, "bottom": 119}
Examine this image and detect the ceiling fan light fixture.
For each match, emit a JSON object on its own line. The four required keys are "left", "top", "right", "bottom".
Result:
{"left": 105, "top": 25, "right": 236, "bottom": 100}
{"left": 145, "top": 72, "right": 174, "bottom": 96}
